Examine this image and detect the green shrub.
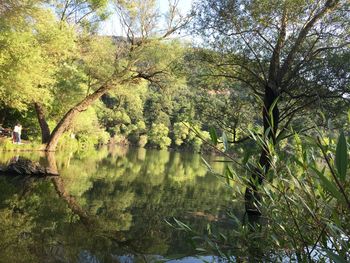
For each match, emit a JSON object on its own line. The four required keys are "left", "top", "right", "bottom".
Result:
{"left": 173, "top": 122, "right": 190, "bottom": 146}
{"left": 172, "top": 122, "right": 210, "bottom": 152}
{"left": 56, "top": 133, "right": 79, "bottom": 152}
{"left": 148, "top": 123, "right": 171, "bottom": 149}
{"left": 174, "top": 131, "right": 350, "bottom": 261}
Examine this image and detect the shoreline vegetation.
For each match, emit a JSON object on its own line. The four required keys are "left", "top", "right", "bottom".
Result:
{"left": 0, "top": 138, "right": 207, "bottom": 152}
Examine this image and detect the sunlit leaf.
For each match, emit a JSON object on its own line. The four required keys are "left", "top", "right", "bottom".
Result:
{"left": 268, "top": 97, "right": 279, "bottom": 128}
{"left": 311, "top": 166, "right": 343, "bottom": 201}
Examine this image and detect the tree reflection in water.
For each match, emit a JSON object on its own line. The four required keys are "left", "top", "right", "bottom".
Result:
{"left": 0, "top": 147, "right": 240, "bottom": 263}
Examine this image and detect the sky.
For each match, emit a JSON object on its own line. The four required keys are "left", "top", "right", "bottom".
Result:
{"left": 99, "top": 0, "right": 194, "bottom": 36}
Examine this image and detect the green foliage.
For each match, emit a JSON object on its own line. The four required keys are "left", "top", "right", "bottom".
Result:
{"left": 56, "top": 133, "right": 79, "bottom": 152}
{"left": 0, "top": 0, "right": 212, "bottom": 151}
{"left": 148, "top": 123, "right": 171, "bottom": 149}
{"left": 172, "top": 122, "right": 209, "bottom": 152}
{"left": 0, "top": 7, "right": 76, "bottom": 111}
{"left": 71, "top": 107, "right": 110, "bottom": 148}
{"left": 173, "top": 122, "right": 190, "bottom": 146}
{"left": 1, "top": 0, "right": 349, "bottom": 260}
{"left": 182, "top": 130, "right": 350, "bottom": 261}
{"left": 191, "top": 136, "right": 204, "bottom": 153}
{"left": 50, "top": 0, "right": 110, "bottom": 31}
{"left": 336, "top": 131, "right": 348, "bottom": 182}
{"left": 138, "top": 134, "right": 148, "bottom": 147}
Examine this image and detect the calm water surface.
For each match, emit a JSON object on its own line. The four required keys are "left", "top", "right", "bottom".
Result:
{"left": 0, "top": 147, "right": 242, "bottom": 263}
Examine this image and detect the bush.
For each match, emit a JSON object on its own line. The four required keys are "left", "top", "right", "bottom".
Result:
{"left": 172, "top": 122, "right": 210, "bottom": 152}
{"left": 97, "top": 130, "right": 110, "bottom": 145}
{"left": 57, "top": 133, "right": 79, "bottom": 152}
{"left": 173, "top": 122, "right": 190, "bottom": 146}
{"left": 173, "top": 131, "right": 350, "bottom": 262}
{"left": 148, "top": 123, "right": 171, "bottom": 149}
{"left": 59, "top": 107, "right": 111, "bottom": 150}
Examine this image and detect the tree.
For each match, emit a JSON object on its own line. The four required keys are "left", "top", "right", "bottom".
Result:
{"left": 45, "top": 0, "right": 190, "bottom": 151}
{"left": 50, "top": 0, "right": 109, "bottom": 29}
{"left": 192, "top": 0, "right": 350, "bottom": 212}
{"left": 35, "top": 0, "right": 111, "bottom": 143}
{"left": 0, "top": 1, "right": 77, "bottom": 142}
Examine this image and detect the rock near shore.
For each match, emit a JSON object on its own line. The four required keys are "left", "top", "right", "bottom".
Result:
{"left": 0, "top": 157, "right": 58, "bottom": 176}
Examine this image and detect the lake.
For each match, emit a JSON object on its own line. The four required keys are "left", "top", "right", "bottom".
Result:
{"left": 0, "top": 146, "right": 243, "bottom": 263}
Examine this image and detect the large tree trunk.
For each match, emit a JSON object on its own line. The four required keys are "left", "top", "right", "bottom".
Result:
{"left": 259, "top": 84, "right": 280, "bottom": 170}
{"left": 242, "top": 0, "right": 339, "bottom": 220}
{"left": 34, "top": 102, "right": 51, "bottom": 144}
{"left": 245, "top": 84, "right": 279, "bottom": 216}
{"left": 45, "top": 84, "right": 111, "bottom": 151}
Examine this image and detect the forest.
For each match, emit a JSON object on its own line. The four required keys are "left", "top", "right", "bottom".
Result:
{"left": 0, "top": 0, "right": 349, "bottom": 262}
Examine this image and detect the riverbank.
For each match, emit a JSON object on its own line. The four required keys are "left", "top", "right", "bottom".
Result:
{"left": 0, "top": 137, "right": 45, "bottom": 151}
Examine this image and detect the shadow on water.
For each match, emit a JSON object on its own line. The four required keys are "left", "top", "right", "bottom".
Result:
{"left": 0, "top": 147, "right": 244, "bottom": 263}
